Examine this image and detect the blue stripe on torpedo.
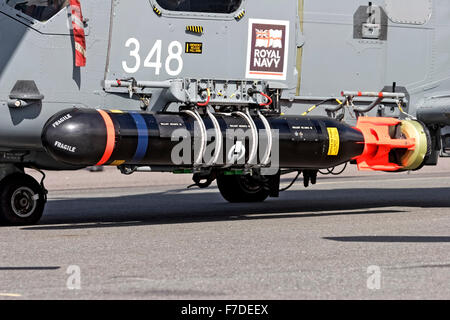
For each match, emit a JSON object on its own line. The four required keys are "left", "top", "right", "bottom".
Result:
{"left": 130, "top": 112, "right": 149, "bottom": 162}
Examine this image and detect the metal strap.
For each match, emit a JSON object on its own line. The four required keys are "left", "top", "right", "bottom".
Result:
{"left": 206, "top": 108, "right": 223, "bottom": 166}
{"left": 182, "top": 109, "right": 207, "bottom": 166}
{"left": 233, "top": 109, "right": 259, "bottom": 166}
{"left": 257, "top": 110, "right": 272, "bottom": 166}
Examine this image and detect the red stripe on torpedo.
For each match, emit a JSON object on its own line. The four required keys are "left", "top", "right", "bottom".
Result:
{"left": 96, "top": 110, "right": 116, "bottom": 166}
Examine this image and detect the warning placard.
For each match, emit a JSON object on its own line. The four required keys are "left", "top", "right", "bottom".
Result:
{"left": 185, "top": 42, "right": 203, "bottom": 54}
{"left": 327, "top": 127, "right": 340, "bottom": 156}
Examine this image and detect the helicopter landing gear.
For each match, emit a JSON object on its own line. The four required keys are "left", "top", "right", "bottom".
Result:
{"left": 217, "top": 173, "right": 270, "bottom": 203}
{"left": 0, "top": 171, "right": 46, "bottom": 226}
{"left": 217, "top": 171, "right": 280, "bottom": 203}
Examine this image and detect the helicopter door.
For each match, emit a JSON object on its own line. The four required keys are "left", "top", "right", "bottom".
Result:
{"left": 104, "top": 0, "right": 298, "bottom": 86}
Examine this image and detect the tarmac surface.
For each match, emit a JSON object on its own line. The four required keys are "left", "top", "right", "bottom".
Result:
{"left": 0, "top": 160, "right": 449, "bottom": 299}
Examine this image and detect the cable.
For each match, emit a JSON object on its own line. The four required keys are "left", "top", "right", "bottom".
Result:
{"left": 319, "top": 162, "right": 348, "bottom": 176}
{"left": 247, "top": 89, "right": 273, "bottom": 107}
{"left": 302, "top": 98, "right": 343, "bottom": 116}
{"left": 318, "top": 168, "right": 331, "bottom": 175}
{"left": 397, "top": 101, "right": 416, "bottom": 120}
{"left": 257, "top": 109, "right": 272, "bottom": 166}
{"left": 329, "top": 162, "right": 348, "bottom": 175}
{"left": 279, "top": 171, "right": 301, "bottom": 192}
{"left": 197, "top": 88, "right": 211, "bottom": 107}
{"left": 259, "top": 91, "right": 273, "bottom": 107}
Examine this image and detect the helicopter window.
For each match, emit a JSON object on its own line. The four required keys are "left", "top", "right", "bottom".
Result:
{"left": 155, "top": 0, "right": 242, "bottom": 14}
{"left": 6, "top": 0, "right": 69, "bottom": 22}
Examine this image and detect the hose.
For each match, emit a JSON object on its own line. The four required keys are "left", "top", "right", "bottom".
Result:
{"left": 259, "top": 91, "right": 273, "bottom": 107}
{"left": 197, "top": 88, "right": 211, "bottom": 107}
{"left": 303, "top": 98, "right": 343, "bottom": 116}
{"left": 318, "top": 162, "right": 348, "bottom": 176}
{"left": 279, "top": 171, "right": 301, "bottom": 192}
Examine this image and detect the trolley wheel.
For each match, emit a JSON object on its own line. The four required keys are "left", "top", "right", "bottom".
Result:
{"left": 217, "top": 174, "right": 270, "bottom": 203}
{"left": 0, "top": 173, "right": 46, "bottom": 226}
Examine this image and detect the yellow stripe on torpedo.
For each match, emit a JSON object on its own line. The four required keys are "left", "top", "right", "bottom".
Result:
{"left": 109, "top": 160, "right": 125, "bottom": 166}
{"left": 327, "top": 127, "right": 340, "bottom": 156}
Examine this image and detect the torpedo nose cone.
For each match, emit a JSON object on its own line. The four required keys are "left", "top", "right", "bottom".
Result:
{"left": 42, "top": 108, "right": 108, "bottom": 165}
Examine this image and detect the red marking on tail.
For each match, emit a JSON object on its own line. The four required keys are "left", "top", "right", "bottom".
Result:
{"left": 354, "top": 117, "right": 415, "bottom": 171}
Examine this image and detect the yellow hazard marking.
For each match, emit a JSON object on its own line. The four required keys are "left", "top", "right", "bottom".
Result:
{"left": 235, "top": 10, "right": 246, "bottom": 20}
{"left": 153, "top": 6, "right": 162, "bottom": 16}
{"left": 109, "top": 160, "right": 125, "bottom": 166}
{"left": 302, "top": 104, "right": 317, "bottom": 116}
{"left": 186, "top": 26, "right": 203, "bottom": 34}
{"left": 327, "top": 127, "right": 340, "bottom": 156}
{"left": 110, "top": 110, "right": 124, "bottom": 113}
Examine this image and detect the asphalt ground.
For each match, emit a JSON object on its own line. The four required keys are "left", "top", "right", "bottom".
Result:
{"left": 0, "top": 160, "right": 449, "bottom": 299}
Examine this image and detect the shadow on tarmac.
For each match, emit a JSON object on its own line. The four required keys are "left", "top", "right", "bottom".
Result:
{"left": 20, "top": 187, "right": 450, "bottom": 231}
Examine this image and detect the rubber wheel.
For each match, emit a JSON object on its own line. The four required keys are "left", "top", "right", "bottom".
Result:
{"left": 217, "top": 174, "right": 269, "bottom": 203}
{"left": 0, "top": 173, "right": 46, "bottom": 226}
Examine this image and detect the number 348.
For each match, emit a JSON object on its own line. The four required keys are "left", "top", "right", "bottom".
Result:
{"left": 122, "top": 38, "right": 183, "bottom": 76}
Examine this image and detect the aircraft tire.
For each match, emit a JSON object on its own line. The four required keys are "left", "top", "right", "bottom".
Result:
{"left": 0, "top": 173, "right": 46, "bottom": 226}
{"left": 217, "top": 174, "right": 269, "bottom": 203}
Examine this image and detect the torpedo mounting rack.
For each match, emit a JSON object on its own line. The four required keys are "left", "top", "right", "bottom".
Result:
{"left": 103, "top": 78, "right": 282, "bottom": 113}
{"left": 104, "top": 78, "right": 282, "bottom": 179}
{"left": 339, "top": 90, "right": 412, "bottom": 118}
{"left": 177, "top": 84, "right": 276, "bottom": 173}
{"left": 290, "top": 82, "right": 411, "bottom": 120}
{"left": 300, "top": 90, "right": 409, "bottom": 120}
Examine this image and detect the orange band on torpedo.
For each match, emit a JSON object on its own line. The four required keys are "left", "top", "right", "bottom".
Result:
{"left": 96, "top": 109, "right": 116, "bottom": 166}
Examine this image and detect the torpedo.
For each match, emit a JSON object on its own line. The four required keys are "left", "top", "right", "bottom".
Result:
{"left": 41, "top": 108, "right": 430, "bottom": 172}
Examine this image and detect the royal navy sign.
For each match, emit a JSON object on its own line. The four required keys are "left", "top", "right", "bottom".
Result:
{"left": 245, "top": 19, "right": 290, "bottom": 80}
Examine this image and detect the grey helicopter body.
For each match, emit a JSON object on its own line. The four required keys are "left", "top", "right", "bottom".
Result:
{"left": 0, "top": 0, "right": 449, "bottom": 224}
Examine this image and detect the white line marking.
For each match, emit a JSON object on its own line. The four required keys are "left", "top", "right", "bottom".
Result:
{"left": 0, "top": 293, "right": 22, "bottom": 297}
{"left": 318, "top": 176, "right": 449, "bottom": 186}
